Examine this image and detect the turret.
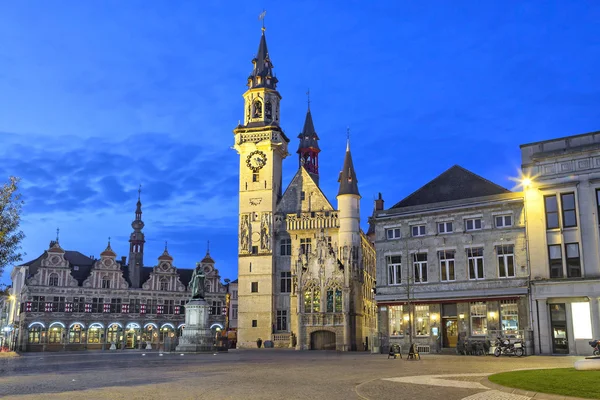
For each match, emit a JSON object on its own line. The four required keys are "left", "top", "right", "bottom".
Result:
{"left": 297, "top": 105, "right": 320, "bottom": 185}
{"left": 337, "top": 138, "right": 361, "bottom": 249}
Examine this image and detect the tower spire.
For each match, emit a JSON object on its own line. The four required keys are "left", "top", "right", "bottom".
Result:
{"left": 338, "top": 129, "right": 360, "bottom": 196}
{"left": 297, "top": 93, "right": 320, "bottom": 183}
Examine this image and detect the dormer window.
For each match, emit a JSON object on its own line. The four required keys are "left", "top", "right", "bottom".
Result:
{"left": 48, "top": 273, "right": 59, "bottom": 286}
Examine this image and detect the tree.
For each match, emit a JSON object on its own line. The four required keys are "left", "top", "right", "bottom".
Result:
{"left": 0, "top": 177, "right": 25, "bottom": 276}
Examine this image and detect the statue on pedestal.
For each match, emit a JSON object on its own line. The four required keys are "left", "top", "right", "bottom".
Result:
{"left": 190, "top": 263, "right": 206, "bottom": 299}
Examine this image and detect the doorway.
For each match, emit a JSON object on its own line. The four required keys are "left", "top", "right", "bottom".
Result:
{"left": 550, "top": 303, "right": 569, "bottom": 354}
{"left": 310, "top": 330, "right": 336, "bottom": 350}
{"left": 443, "top": 318, "right": 458, "bottom": 348}
{"left": 126, "top": 329, "right": 140, "bottom": 349}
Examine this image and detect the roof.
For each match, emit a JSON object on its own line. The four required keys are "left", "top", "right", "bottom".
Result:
{"left": 248, "top": 30, "right": 278, "bottom": 89}
{"left": 22, "top": 249, "right": 196, "bottom": 288}
{"left": 337, "top": 141, "right": 360, "bottom": 196}
{"left": 390, "top": 165, "right": 510, "bottom": 209}
{"left": 297, "top": 108, "right": 320, "bottom": 152}
{"left": 201, "top": 252, "right": 215, "bottom": 264}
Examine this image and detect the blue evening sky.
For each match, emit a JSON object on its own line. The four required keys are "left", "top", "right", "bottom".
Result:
{"left": 1, "top": 1, "right": 599, "bottom": 285}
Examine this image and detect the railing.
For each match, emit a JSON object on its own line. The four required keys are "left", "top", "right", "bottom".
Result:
{"left": 285, "top": 212, "right": 339, "bottom": 231}
{"left": 302, "top": 313, "right": 344, "bottom": 326}
{"left": 416, "top": 344, "right": 430, "bottom": 354}
{"left": 272, "top": 333, "right": 290, "bottom": 342}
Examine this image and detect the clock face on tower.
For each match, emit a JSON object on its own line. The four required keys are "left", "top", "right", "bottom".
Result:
{"left": 246, "top": 150, "right": 267, "bottom": 172}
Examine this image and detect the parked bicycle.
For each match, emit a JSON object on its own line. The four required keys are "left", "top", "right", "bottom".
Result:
{"left": 588, "top": 339, "right": 600, "bottom": 356}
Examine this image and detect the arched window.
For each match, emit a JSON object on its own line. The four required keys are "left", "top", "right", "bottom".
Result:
{"left": 69, "top": 324, "right": 83, "bottom": 343}
{"left": 326, "top": 286, "right": 343, "bottom": 313}
{"left": 303, "top": 283, "right": 320, "bottom": 313}
{"left": 101, "top": 276, "right": 111, "bottom": 289}
{"left": 48, "top": 273, "right": 59, "bottom": 286}
{"left": 28, "top": 326, "right": 43, "bottom": 344}
{"left": 48, "top": 326, "right": 64, "bottom": 344}
{"left": 253, "top": 100, "right": 262, "bottom": 118}
{"left": 265, "top": 101, "right": 272, "bottom": 119}
{"left": 160, "top": 278, "right": 169, "bottom": 291}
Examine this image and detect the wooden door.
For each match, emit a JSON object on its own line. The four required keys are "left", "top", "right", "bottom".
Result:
{"left": 443, "top": 318, "right": 458, "bottom": 348}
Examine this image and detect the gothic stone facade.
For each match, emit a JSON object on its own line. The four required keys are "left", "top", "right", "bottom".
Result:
{"left": 233, "top": 29, "right": 376, "bottom": 350}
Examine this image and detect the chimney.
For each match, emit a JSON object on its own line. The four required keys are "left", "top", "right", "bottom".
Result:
{"left": 374, "top": 192, "right": 384, "bottom": 211}
{"left": 49, "top": 240, "right": 57, "bottom": 248}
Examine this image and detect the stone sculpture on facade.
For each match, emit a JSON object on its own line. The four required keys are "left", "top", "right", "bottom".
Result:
{"left": 260, "top": 212, "right": 271, "bottom": 251}
{"left": 240, "top": 214, "right": 249, "bottom": 252}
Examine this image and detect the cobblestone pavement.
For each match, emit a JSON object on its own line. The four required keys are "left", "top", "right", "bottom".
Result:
{"left": 0, "top": 350, "right": 589, "bottom": 400}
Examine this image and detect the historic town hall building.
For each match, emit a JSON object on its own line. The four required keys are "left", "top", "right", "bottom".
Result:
{"left": 233, "top": 27, "right": 377, "bottom": 350}
{"left": 7, "top": 195, "right": 232, "bottom": 352}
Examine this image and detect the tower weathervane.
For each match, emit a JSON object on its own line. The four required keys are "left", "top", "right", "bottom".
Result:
{"left": 346, "top": 127, "right": 351, "bottom": 151}
{"left": 165, "top": 241, "right": 168, "bottom": 251}
{"left": 56, "top": 227, "right": 60, "bottom": 243}
{"left": 306, "top": 89, "right": 311, "bottom": 110}
{"left": 259, "top": 9, "right": 266, "bottom": 31}
{"left": 138, "top": 184, "right": 142, "bottom": 201}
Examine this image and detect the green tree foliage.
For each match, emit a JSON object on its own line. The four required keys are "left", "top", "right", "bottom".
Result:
{"left": 0, "top": 177, "right": 24, "bottom": 276}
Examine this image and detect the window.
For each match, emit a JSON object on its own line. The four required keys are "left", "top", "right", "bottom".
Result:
{"left": 280, "top": 271, "right": 292, "bottom": 293}
{"left": 276, "top": 310, "right": 287, "bottom": 331}
{"left": 91, "top": 298, "right": 103, "bottom": 313}
{"left": 148, "top": 299, "right": 158, "bottom": 314}
{"left": 386, "top": 228, "right": 401, "bottom": 240}
{"left": 31, "top": 296, "right": 45, "bottom": 312}
{"left": 439, "top": 250, "right": 455, "bottom": 281}
{"left": 438, "top": 222, "right": 453, "bottom": 234}
{"left": 232, "top": 290, "right": 238, "bottom": 300}
{"left": 465, "top": 218, "right": 482, "bottom": 231}
{"left": 48, "top": 273, "right": 59, "bottom": 286}
{"left": 411, "top": 225, "right": 426, "bottom": 237}
{"left": 109, "top": 298, "right": 121, "bottom": 313}
{"left": 413, "top": 253, "right": 428, "bottom": 283}
{"left": 210, "top": 301, "right": 222, "bottom": 315}
{"left": 101, "top": 277, "right": 111, "bottom": 289}
{"left": 566, "top": 243, "right": 581, "bottom": 278}
{"left": 160, "top": 278, "right": 169, "bottom": 291}
{"left": 303, "top": 286, "right": 320, "bottom": 313}
{"left": 544, "top": 195, "right": 559, "bottom": 229}
{"left": 129, "top": 298, "right": 141, "bottom": 313}
{"left": 52, "top": 296, "right": 65, "bottom": 312}
{"left": 387, "top": 255, "right": 401, "bottom": 285}
{"left": 48, "top": 326, "right": 63, "bottom": 343}
{"left": 495, "top": 215, "right": 512, "bottom": 228}
{"left": 326, "top": 288, "right": 343, "bottom": 312}
{"left": 251, "top": 246, "right": 258, "bottom": 254}
{"left": 180, "top": 300, "right": 186, "bottom": 315}
{"left": 414, "top": 305, "right": 430, "bottom": 336}
{"left": 69, "top": 324, "right": 83, "bottom": 343}
{"left": 467, "top": 247, "right": 484, "bottom": 280}
{"left": 561, "top": 193, "right": 577, "bottom": 228}
{"left": 251, "top": 282, "right": 258, "bottom": 293}
{"left": 497, "top": 245, "right": 515, "bottom": 278}
{"left": 87, "top": 326, "right": 101, "bottom": 343}
{"left": 572, "top": 302, "right": 593, "bottom": 339}
{"left": 388, "top": 305, "right": 405, "bottom": 336}
{"left": 28, "top": 326, "right": 42, "bottom": 344}
{"left": 597, "top": 189, "right": 600, "bottom": 224}
{"left": 301, "top": 191, "right": 305, "bottom": 201}
{"left": 548, "top": 245, "right": 563, "bottom": 278}
{"left": 470, "top": 302, "right": 487, "bottom": 336}
{"left": 252, "top": 320, "right": 257, "bottom": 327}
{"left": 231, "top": 304, "right": 238, "bottom": 319}
{"left": 500, "top": 300, "right": 519, "bottom": 333}
{"left": 280, "top": 239, "right": 292, "bottom": 256}
{"left": 73, "top": 297, "right": 85, "bottom": 313}
{"left": 300, "top": 238, "right": 312, "bottom": 254}
{"left": 252, "top": 172, "right": 259, "bottom": 182}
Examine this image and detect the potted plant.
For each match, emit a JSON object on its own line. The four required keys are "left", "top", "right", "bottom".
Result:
{"left": 256, "top": 338, "right": 263, "bottom": 348}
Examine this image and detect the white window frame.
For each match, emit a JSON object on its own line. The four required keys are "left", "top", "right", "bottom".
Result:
{"left": 465, "top": 218, "right": 482, "bottom": 231}
{"left": 439, "top": 250, "right": 455, "bottom": 281}
{"left": 438, "top": 221, "right": 453, "bottom": 234}
{"left": 413, "top": 253, "right": 428, "bottom": 283}
{"left": 497, "top": 244, "right": 515, "bottom": 278}
{"left": 387, "top": 255, "right": 402, "bottom": 285}
{"left": 411, "top": 225, "right": 426, "bottom": 237}
{"left": 495, "top": 215, "right": 513, "bottom": 228}
{"left": 470, "top": 302, "right": 488, "bottom": 336}
{"left": 467, "top": 247, "right": 485, "bottom": 280}
{"left": 386, "top": 228, "right": 401, "bottom": 240}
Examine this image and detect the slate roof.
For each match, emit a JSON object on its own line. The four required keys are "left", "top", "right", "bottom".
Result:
{"left": 297, "top": 109, "right": 320, "bottom": 151}
{"left": 390, "top": 165, "right": 510, "bottom": 209}
{"left": 248, "top": 30, "right": 278, "bottom": 90}
{"left": 337, "top": 141, "right": 360, "bottom": 196}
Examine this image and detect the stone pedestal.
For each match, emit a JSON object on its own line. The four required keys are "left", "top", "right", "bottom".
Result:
{"left": 176, "top": 299, "right": 214, "bottom": 353}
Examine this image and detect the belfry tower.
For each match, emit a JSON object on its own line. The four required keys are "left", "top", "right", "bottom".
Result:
{"left": 233, "top": 26, "right": 289, "bottom": 347}
{"left": 129, "top": 187, "right": 145, "bottom": 288}
{"left": 297, "top": 103, "right": 320, "bottom": 185}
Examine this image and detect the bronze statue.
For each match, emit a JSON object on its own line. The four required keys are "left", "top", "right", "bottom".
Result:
{"left": 190, "top": 263, "right": 206, "bottom": 299}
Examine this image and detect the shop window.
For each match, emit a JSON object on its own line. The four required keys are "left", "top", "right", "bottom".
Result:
{"left": 572, "top": 302, "right": 593, "bottom": 339}
{"left": 28, "top": 326, "right": 42, "bottom": 344}
{"left": 388, "top": 305, "right": 405, "bottom": 336}
{"left": 69, "top": 324, "right": 82, "bottom": 343}
{"left": 470, "top": 302, "right": 487, "bottom": 336}
{"left": 500, "top": 300, "right": 519, "bottom": 333}
{"left": 414, "top": 305, "right": 430, "bottom": 336}
{"left": 87, "top": 327, "right": 102, "bottom": 344}
{"left": 48, "top": 326, "right": 63, "bottom": 343}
